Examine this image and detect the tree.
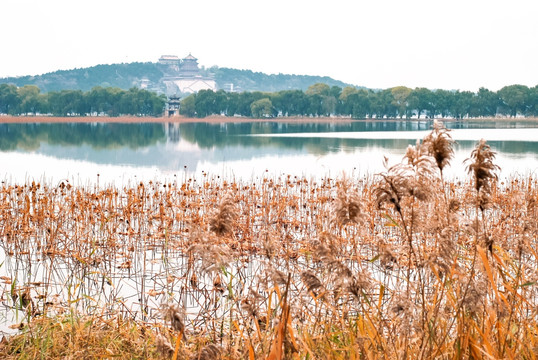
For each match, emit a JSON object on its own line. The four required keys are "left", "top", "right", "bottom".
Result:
{"left": 150, "top": 93, "right": 167, "bottom": 116}
{"left": 527, "top": 86, "right": 538, "bottom": 117}
{"left": 87, "top": 87, "right": 106, "bottom": 115}
{"left": 450, "top": 91, "right": 474, "bottom": 119}
{"left": 117, "top": 88, "right": 164, "bottom": 116}
{"left": 330, "top": 86, "right": 342, "bottom": 113}
{"left": 390, "top": 86, "right": 412, "bottom": 118}
{"left": 339, "top": 87, "right": 359, "bottom": 116}
{"left": 17, "top": 85, "right": 43, "bottom": 115}
{"left": 225, "top": 92, "right": 240, "bottom": 116}
{"left": 233, "top": 91, "right": 266, "bottom": 117}
{"left": 48, "top": 90, "right": 86, "bottom": 116}
{"left": 341, "top": 89, "right": 370, "bottom": 119}
{"left": 329, "top": 85, "right": 342, "bottom": 99}
{"left": 432, "top": 89, "right": 453, "bottom": 118}
{"left": 354, "top": 91, "right": 371, "bottom": 119}
{"left": 213, "top": 90, "right": 228, "bottom": 115}
{"left": 498, "top": 84, "right": 529, "bottom": 117}
{"left": 321, "top": 95, "right": 337, "bottom": 116}
{"left": 305, "top": 83, "right": 330, "bottom": 96}
{"left": 370, "top": 89, "right": 397, "bottom": 119}
{"left": 473, "top": 87, "right": 499, "bottom": 118}
{"left": 250, "top": 98, "right": 273, "bottom": 118}
{"left": 194, "top": 90, "right": 219, "bottom": 117}
{"left": 408, "top": 88, "right": 434, "bottom": 119}
{"left": 180, "top": 94, "right": 196, "bottom": 117}
{"left": 0, "top": 84, "right": 20, "bottom": 114}
{"left": 339, "top": 86, "right": 359, "bottom": 101}
{"left": 306, "top": 93, "right": 323, "bottom": 116}
{"left": 275, "top": 90, "right": 309, "bottom": 116}
{"left": 85, "top": 86, "right": 123, "bottom": 116}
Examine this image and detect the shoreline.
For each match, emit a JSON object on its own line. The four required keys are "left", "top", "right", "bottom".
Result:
{"left": 0, "top": 115, "right": 354, "bottom": 124}
{"left": 1, "top": 115, "right": 538, "bottom": 124}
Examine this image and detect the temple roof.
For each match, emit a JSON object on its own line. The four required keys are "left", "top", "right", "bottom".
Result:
{"left": 159, "top": 55, "right": 180, "bottom": 60}
{"left": 184, "top": 53, "right": 197, "bottom": 60}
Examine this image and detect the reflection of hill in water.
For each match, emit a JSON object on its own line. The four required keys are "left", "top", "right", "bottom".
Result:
{"left": 1, "top": 121, "right": 538, "bottom": 169}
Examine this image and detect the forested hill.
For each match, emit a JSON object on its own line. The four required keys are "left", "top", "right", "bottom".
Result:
{"left": 0, "top": 62, "right": 355, "bottom": 93}
{"left": 0, "top": 63, "right": 162, "bottom": 93}
{"left": 210, "top": 67, "right": 354, "bottom": 93}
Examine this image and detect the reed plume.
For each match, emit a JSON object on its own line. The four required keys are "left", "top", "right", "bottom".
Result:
{"left": 378, "top": 237, "right": 398, "bottom": 270}
{"left": 155, "top": 333, "right": 174, "bottom": 357}
{"left": 390, "top": 294, "right": 419, "bottom": 336}
{"left": 300, "top": 270, "right": 324, "bottom": 296}
{"left": 209, "top": 194, "right": 238, "bottom": 236}
{"left": 160, "top": 303, "right": 187, "bottom": 340}
{"left": 423, "top": 120, "right": 455, "bottom": 176}
{"left": 311, "top": 238, "right": 337, "bottom": 264}
{"left": 404, "top": 139, "right": 435, "bottom": 201}
{"left": 465, "top": 139, "right": 500, "bottom": 210}
{"left": 333, "top": 176, "right": 361, "bottom": 226}
{"left": 269, "top": 267, "right": 289, "bottom": 287}
{"left": 432, "top": 227, "right": 457, "bottom": 276}
{"left": 190, "top": 343, "right": 222, "bottom": 360}
{"left": 375, "top": 157, "right": 411, "bottom": 214}
{"left": 376, "top": 149, "right": 432, "bottom": 215}
{"left": 240, "top": 288, "right": 264, "bottom": 318}
{"left": 460, "top": 274, "right": 487, "bottom": 315}
{"left": 187, "top": 243, "right": 233, "bottom": 274}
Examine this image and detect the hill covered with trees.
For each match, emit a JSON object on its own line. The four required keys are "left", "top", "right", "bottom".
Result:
{"left": 0, "top": 62, "right": 354, "bottom": 94}
{"left": 0, "top": 63, "right": 162, "bottom": 93}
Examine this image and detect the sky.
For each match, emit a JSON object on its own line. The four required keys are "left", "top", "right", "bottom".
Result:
{"left": 1, "top": 0, "right": 537, "bottom": 91}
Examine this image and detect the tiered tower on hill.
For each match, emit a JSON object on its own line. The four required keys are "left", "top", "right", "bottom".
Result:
{"left": 159, "top": 54, "right": 216, "bottom": 95}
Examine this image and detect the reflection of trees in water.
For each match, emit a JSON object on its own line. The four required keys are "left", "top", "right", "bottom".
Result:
{"left": 177, "top": 121, "right": 434, "bottom": 152}
{"left": 0, "top": 123, "right": 166, "bottom": 151}
{"left": 176, "top": 121, "right": 538, "bottom": 156}
{"left": 1, "top": 121, "right": 537, "bottom": 157}
{"left": 457, "top": 140, "right": 538, "bottom": 155}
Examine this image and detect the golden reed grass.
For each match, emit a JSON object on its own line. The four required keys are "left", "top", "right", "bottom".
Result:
{"left": 0, "top": 122, "right": 537, "bottom": 358}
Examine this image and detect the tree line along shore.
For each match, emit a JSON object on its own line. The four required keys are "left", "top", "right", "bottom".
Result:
{"left": 1, "top": 82, "right": 537, "bottom": 119}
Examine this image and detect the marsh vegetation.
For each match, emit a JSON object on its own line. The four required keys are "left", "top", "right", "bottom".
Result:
{"left": 0, "top": 122, "right": 537, "bottom": 358}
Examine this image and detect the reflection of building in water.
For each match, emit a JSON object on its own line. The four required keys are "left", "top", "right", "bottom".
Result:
{"left": 164, "top": 122, "right": 181, "bottom": 143}
{"left": 159, "top": 54, "right": 216, "bottom": 96}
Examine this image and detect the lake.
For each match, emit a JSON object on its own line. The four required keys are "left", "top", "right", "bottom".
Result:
{"left": 1, "top": 120, "right": 538, "bottom": 184}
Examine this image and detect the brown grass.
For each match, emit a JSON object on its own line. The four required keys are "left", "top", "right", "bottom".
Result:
{"left": 0, "top": 123, "right": 537, "bottom": 358}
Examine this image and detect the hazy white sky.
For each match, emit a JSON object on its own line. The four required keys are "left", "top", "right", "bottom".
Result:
{"left": 1, "top": 0, "right": 537, "bottom": 91}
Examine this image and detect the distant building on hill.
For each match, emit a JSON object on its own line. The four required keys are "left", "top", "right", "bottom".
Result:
{"left": 158, "top": 55, "right": 181, "bottom": 66}
{"left": 159, "top": 53, "right": 216, "bottom": 96}
{"left": 139, "top": 77, "right": 150, "bottom": 89}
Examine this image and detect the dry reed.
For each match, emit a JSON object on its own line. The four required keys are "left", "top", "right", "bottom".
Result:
{"left": 0, "top": 123, "right": 537, "bottom": 359}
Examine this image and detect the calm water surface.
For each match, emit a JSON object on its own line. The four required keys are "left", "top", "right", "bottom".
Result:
{"left": 1, "top": 120, "right": 538, "bottom": 184}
